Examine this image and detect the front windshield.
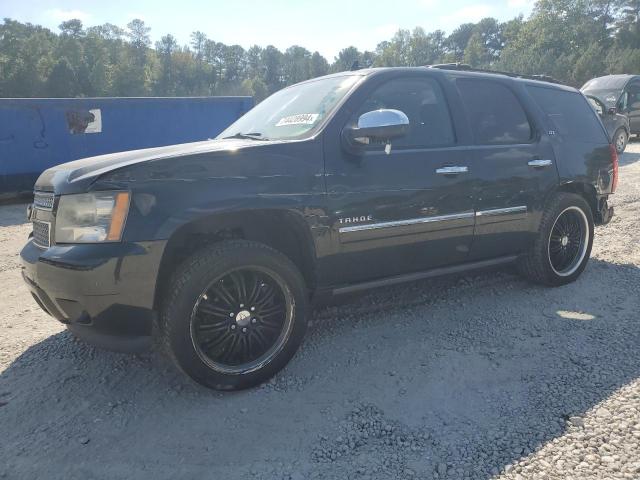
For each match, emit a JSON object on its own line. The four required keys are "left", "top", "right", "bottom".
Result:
{"left": 582, "top": 76, "right": 629, "bottom": 90}
{"left": 218, "top": 75, "right": 362, "bottom": 141}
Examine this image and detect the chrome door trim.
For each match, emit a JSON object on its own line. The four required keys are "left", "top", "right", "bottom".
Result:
{"left": 339, "top": 211, "right": 475, "bottom": 233}
{"left": 435, "top": 166, "right": 469, "bottom": 175}
{"left": 476, "top": 206, "right": 528, "bottom": 217}
{"left": 527, "top": 159, "right": 553, "bottom": 168}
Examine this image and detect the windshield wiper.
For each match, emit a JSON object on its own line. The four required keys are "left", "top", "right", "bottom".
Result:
{"left": 222, "top": 132, "right": 269, "bottom": 141}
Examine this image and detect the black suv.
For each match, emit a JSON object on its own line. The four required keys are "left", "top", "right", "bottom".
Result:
{"left": 21, "top": 67, "right": 618, "bottom": 390}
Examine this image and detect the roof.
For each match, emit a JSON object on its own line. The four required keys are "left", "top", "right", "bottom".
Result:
{"left": 294, "top": 65, "right": 578, "bottom": 93}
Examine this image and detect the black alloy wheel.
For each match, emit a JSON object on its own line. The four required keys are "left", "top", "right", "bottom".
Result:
{"left": 160, "top": 240, "right": 308, "bottom": 390}
{"left": 190, "top": 267, "right": 293, "bottom": 374}
{"left": 547, "top": 206, "right": 589, "bottom": 277}
{"left": 518, "top": 193, "right": 594, "bottom": 286}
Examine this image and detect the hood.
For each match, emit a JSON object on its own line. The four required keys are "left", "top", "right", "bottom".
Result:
{"left": 35, "top": 138, "right": 268, "bottom": 194}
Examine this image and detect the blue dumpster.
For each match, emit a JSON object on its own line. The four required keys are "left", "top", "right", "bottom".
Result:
{"left": 0, "top": 96, "right": 253, "bottom": 198}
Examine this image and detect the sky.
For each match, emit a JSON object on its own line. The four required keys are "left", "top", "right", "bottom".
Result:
{"left": 2, "top": 0, "right": 536, "bottom": 60}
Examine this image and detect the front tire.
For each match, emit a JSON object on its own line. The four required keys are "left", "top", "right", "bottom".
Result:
{"left": 614, "top": 128, "right": 627, "bottom": 154}
{"left": 160, "top": 240, "right": 308, "bottom": 390}
{"left": 518, "top": 193, "right": 594, "bottom": 286}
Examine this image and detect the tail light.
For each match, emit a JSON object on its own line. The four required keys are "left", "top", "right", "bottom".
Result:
{"left": 609, "top": 143, "right": 619, "bottom": 193}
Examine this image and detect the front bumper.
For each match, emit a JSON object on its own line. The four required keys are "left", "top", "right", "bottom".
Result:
{"left": 20, "top": 239, "right": 167, "bottom": 352}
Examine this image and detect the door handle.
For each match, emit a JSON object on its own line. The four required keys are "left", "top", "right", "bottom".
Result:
{"left": 528, "top": 159, "right": 553, "bottom": 168}
{"left": 436, "top": 166, "right": 468, "bottom": 175}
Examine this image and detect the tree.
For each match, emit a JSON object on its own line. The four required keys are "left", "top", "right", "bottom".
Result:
{"left": 333, "top": 46, "right": 363, "bottom": 71}
{"left": 463, "top": 32, "right": 488, "bottom": 67}
{"left": 446, "top": 23, "right": 476, "bottom": 61}
{"left": 126, "top": 19, "right": 150, "bottom": 51}
{"left": 375, "top": 30, "right": 411, "bottom": 66}
{"left": 310, "top": 51, "right": 329, "bottom": 77}
{"left": 5, "top": 3, "right": 640, "bottom": 99}
{"left": 616, "top": 0, "right": 640, "bottom": 48}
{"left": 156, "top": 34, "right": 178, "bottom": 95}
{"left": 46, "top": 57, "right": 76, "bottom": 97}
{"left": 59, "top": 19, "right": 84, "bottom": 38}
{"left": 190, "top": 31, "right": 207, "bottom": 61}
{"left": 221, "top": 44, "right": 246, "bottom": 88}
{"left": 283, "top": 45, "right": 311, "bottom": 84}
{"left": 86, "top": 23, "right": 124, "bottom": 41}
{"left": 113, "top": 19, "right": 153, "bottom": 96}
{"left": 241, "top": 77, "right": 268, "bottom": 100}
{"left": 497, "top": 0, "right": 607, "bottom": 82}
{"left": 261, "top": 45, "right": 283, "bottom": 93}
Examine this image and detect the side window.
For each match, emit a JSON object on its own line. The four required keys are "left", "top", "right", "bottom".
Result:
{"left": 627, "top": 83, "right": 640, "bottom": 109}
{"left": 586, "top": 96, "right": 604, "bottom": 116}
{"left": 527, "top": 86, "right": 608, "bottom": 144}
{"left": 618, "top": 92, "right": 628, "bottom": 112}
{"left": 351, "top": 77, "right": 455, "bottom": 148}
{"left": 456, "top": 78, "right": 532, "bottom": 145}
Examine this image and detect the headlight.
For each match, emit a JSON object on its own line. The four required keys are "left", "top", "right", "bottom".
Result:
{"left": 55, "top": 191, "right": 130, "bottom": 243}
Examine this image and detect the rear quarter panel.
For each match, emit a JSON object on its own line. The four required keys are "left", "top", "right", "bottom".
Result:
{"left": 525, "top": 84, "right": 615, "bottom": 196}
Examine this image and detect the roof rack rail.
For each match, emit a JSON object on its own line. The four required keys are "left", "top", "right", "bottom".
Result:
{"left": 427, "top": 63, "right": 563, "bottom": 85}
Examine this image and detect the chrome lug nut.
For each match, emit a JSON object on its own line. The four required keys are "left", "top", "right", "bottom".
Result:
{"left": 242, "top": 327, "right": 247, "bottom": 333}
{"left": 251, "top": 318, "right": 257, "bottom": 324}
{"left": 231, "top": 324, "right": 236, "bottom": 330}
{"left": 250, "top": 306, "right": 255, "bottom": 311}
{"left": 229, "top": 312, "right": 234, "bottom": 317}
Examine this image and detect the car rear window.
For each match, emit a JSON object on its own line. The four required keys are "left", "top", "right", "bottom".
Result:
{"left": 528, "top": 86, "right": 608, "bottom": 144}
{"left": 456, "top": 78, "right": 532, "bottom": 145}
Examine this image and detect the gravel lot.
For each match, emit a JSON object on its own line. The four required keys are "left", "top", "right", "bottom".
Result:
{"left": 1, "top": 145, "right": 639, "bottom": 480}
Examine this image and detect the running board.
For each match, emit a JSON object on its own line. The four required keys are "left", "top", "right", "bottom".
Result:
{"left": 332, "top": 255, "right": 518, "bottom": 296}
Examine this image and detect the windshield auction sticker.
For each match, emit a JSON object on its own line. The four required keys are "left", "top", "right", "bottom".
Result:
{"left": 276, "top": 113, "right": 320, "bottom": 127}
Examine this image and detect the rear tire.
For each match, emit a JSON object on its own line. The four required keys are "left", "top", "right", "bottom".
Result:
{"left": 160, "top": 240, "right": 308, "bottom": 390}
{"left": 518, "top": 193, "right": 593, "bottom": 286}
{"left": 614, "top": 128, "right": 627, "bottom": 154}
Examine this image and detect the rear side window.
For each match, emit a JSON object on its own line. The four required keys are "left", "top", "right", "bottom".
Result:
{"left": 527, "top": 86, "right": 608, "bottom": 143}
{"left": 456, "top": 79, "right": 532, "bottom": 144}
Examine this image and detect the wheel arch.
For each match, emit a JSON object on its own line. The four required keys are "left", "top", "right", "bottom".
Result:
{"left": 552, "top": 181, "right": 598, "bottom": 217}
{"left": 153, "top": 209, "right": 317, "bottom": 310}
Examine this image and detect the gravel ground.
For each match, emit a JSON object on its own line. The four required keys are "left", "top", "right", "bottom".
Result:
{"left": 1, "top": 145, "right": 639, "bottom": 480}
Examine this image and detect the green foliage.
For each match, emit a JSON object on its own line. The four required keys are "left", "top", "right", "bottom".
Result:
{"left": 46, "top": 57, "right": 77, "bottom": 97}
{"left": 3, "top": 1, "right": 640, "bottom": 98}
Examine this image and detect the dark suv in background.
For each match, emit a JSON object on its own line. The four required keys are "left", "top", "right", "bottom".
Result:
{"left": 582, "top": 74, "right": 640, "bottom": 151}
{"left": 21, "top": 67, "right": 618, "bottom": 390}
{"left": 585, "top": 94, "right": 630, "bottom": 153}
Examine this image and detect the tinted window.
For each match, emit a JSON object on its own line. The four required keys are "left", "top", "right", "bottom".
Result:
{"left": 527, "top": 86, "right": 608, "bottom": 143}
{"left": 586, "top": 96, "right": 605, "bottom": 116}
{"left": 352, "top": 77, "right": 455, "bottom": 148}
{"left": 582, "top": 76, "right": 630, "bottom": 90}
{"left": 456, "top": 79, "right": 532, "bottom": 144}
{"left": 627, "top": 83, "right": 640, "bottom": 108}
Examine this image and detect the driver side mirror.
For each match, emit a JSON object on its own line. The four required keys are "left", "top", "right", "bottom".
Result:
{"left": 342, "top": 109, "right": 409, "bottom": 154}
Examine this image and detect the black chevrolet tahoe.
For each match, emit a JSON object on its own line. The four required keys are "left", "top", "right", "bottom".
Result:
{"left": 21, "top": 67, "right": 618, "bottom": 390}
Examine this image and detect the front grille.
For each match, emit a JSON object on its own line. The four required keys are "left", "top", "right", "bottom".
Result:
{"left": 33, "top": 191, "right": 55, "bottom": 210}
{"left": 32, "top": 220, "right": 51, "bottom": 248}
